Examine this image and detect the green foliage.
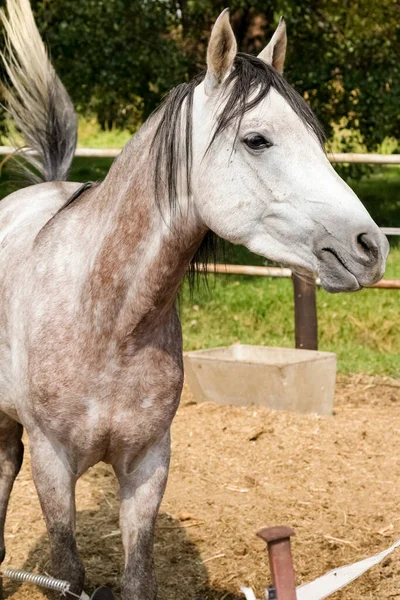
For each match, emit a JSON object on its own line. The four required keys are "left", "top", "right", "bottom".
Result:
{"left": 280, "top": 0, "right": 400, "bottom": 148}
{"left": 32, "top": 0, "right": 188, "bottom": 129}
{"left": 178, "top": 0, "right": 400, "bottom": 150}
{"left": 0, "top": 0, "right": 187, "bottom": 132}
{"left": 0, "top": 0, "right": 399, "bottom": 149}
{"left": 76, "top": 117, "right": 131, "bottom": 148}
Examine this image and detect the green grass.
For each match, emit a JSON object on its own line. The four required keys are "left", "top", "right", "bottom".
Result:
{"left": 351, "top": 167, "right": 400, "bottom": 229}
{"left": 180, "top": 248, "right": 400, "bottom": 377}
{"left": 3, "top": 116, "right": 132, "bottom": 150}
{"left": 0, "top": 142, "right": 398, "bottom": 377}
{"left": 76, "top": 117, "right": 132, "bottom": 149}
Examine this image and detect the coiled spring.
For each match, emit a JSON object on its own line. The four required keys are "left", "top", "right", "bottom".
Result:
{"left": 1, "top": 568, "right": 71, "bottom": 594}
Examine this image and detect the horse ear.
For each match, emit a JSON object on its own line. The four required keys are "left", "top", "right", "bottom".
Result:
{"left": 258, "top": 16, "right": 287, "bottom": 74}
{"left": 204, "top": 9, "right": 237, "bottom": 95}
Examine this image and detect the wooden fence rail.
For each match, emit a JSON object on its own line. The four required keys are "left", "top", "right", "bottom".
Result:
{"left": 1, "top": 146, "right": 400, "bottom": 164}
{"left": 207, "top": 264, "right": 400, "bottom": 290}
{"left": 209, "top": 263, "right": 400, "bottom": 290}
{"left": 328, "top": 153, "right": 400, "bottom": 165}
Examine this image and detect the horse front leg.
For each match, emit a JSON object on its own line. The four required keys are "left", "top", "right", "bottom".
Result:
{"left": 0, "top": 415, "right": 24, "bottom": 566}
{"left": 29, "top": 434, "right": 85, "bottom": 597}
{"left": 115, "top": 431, "right": 171, "bottom": 600}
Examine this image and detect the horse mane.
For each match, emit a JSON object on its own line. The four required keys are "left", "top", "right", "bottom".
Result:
{"left": 151, "top": 53, "right": 325, "bottom": 286}
{"left": 59, "top": 54, "right": 325, "bottom": 290}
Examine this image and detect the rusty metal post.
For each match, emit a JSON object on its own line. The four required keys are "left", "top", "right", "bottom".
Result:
{"left": 257, "top": 526, "right": 296, "bottom": 600}
{"left": 292, "top": 274, "right": 318, "bottom": 350}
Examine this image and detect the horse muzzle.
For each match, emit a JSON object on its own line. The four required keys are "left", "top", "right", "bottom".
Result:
{"left": 315, "top": 227, "right": 389, "bottom": 293}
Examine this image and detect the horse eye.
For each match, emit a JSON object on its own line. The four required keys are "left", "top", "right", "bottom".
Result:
{"left": 244, "top": 134, "right": 272, "bottom": 151}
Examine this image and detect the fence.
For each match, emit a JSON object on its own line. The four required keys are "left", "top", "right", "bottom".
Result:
{"left": 0, "top": 146, "right": 398, "bottom": 350}
{"left": 0, "top": 147, "right": 400, "bottom": 164}
{"left": 209, "top": 262, "right": 399, "bottom": 351}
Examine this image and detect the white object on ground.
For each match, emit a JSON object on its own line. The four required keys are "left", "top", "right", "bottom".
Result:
{"left": 241, "top": 538, "right": 400, "bottom": 600}
{"left": 296, "top": 538, "right": 400, "bottom": 600}
{"left": 241, "top": 587, "right": 258, "bottom": 600}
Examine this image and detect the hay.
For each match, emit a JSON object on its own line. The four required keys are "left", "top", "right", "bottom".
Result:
{"left": 2, "top": 374, "right": 399, "bottom": 599}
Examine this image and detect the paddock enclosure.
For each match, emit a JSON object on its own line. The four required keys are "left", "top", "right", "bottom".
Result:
{"left": 1, "top": 375, "right": 399, "bottom": 600}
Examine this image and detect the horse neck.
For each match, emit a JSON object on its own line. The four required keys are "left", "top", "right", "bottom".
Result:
{"left": 77, "top": 121, "right": 206, "bottom": 342}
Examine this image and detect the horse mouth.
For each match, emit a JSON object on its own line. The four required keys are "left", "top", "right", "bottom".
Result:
{"left": 317, "top": 248, "right": 362, "bottom": 293}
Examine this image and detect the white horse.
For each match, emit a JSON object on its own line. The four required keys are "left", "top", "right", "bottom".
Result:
{"left": 0, "top": 1, "right": 388, "bottom": 598}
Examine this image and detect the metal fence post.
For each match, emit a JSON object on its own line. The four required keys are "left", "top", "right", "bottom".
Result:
{"left": 257, "top": 526, "right": 297, "bottom": 600}
{"left": 292, "top": 274, "right": 318, "bottom": 350}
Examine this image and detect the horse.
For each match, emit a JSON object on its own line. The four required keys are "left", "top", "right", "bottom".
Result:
{"left": 0, "top": 1, "right": 389, "bottom": 598}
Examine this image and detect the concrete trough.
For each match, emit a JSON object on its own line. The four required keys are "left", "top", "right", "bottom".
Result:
{"left": 184, "top": 345, "right": 337, "bottom": 415}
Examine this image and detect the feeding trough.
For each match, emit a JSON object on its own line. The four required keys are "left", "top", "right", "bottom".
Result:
{"left": 184, "top": 344, "right": 336, "bottom": 415}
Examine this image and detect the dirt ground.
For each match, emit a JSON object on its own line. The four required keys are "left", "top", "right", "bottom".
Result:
{"left": 1, "top": 375, "right": 400, "bottom": 600}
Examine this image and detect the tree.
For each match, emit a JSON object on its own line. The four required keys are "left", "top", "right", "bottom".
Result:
{"left": 30, "top": 0, "right": 187, "bottom": 129}
{"left": 177, "top": 0, "right": 400, "bottom": 150}
{"left": 0, "top": 0, "right": 399, "bottom": 150}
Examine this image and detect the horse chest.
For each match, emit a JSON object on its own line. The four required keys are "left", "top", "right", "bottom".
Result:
{"left": 28, "top": 341, "right": 184, "bottom": 469}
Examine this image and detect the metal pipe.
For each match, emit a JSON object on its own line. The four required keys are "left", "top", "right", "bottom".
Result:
{"left": 257, "top": 526, "right": 297, "bottom": 600}
{"left": 0, "top": 145, "right": 121, "bottom": 159}
{"left": 366, "top": 279, "right": 400, "bottom": 289}
{"left": 206, "top": 264, "right": 293, "bottom": 278}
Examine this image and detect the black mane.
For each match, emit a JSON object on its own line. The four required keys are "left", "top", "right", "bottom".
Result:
{"left": 151, "top": 53, "right": 325, "bottom": 286}
{"left": 60, "top": 54, "right": 325, "bottom": 290}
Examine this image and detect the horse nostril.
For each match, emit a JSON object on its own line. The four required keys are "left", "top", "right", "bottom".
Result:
{"left": 356, "top": 232, "right": 379, "bottom": 264}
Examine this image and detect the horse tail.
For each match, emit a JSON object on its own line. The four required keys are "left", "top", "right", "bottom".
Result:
{"left": 0, "top": 0, "right": 77, "bottom": 183}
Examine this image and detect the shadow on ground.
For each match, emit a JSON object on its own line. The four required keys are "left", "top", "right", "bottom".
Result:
{"left": 2, "top": 500, "right": 243, "bottom": 600}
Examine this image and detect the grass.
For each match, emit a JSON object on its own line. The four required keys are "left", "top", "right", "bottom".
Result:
{"left": 351, "top": 167, "right": 400, "bottom": 228}
{"left": 0, "top": 128, "right": 398, "bottom": 377}
{"left": 76, "top": 117, "right": 132, "bottom": 149}
{"left": 180, "top": 248, "right": 400, "bottom": 377}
